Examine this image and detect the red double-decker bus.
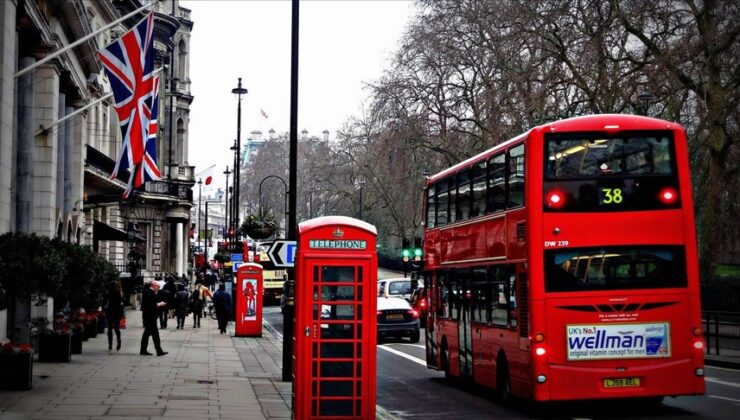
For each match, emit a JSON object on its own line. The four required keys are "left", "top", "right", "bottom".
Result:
{"left": 422, "top": 114, "right": 705, "bottom": 402}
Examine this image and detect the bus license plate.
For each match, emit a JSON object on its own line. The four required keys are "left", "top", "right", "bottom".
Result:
{"left": 385, "top": 314, "right": 404, "bottom": 320}
{"left": 603, "top": 377, "right": 640, "bottom": 388}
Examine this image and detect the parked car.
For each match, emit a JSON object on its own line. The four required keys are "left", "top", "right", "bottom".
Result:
{"left": 377, "top": 277, "right": 414, "bottom": 301}
{"left": 409, "top": 286, "right": 428, "bottom": 328}
{"left": 376, "top": 296, "right": 420, "bottom": 343}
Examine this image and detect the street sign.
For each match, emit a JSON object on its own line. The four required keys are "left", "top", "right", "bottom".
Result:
{"left": 268, "top": 240, "right": 297, "bottom": 267}
{"left": 231, "top": 253, "right": 243, "bottom": 262}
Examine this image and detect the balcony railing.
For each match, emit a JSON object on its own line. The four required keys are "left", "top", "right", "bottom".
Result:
{"left": 143, "top": 180, "right": 193, "bottom": 201}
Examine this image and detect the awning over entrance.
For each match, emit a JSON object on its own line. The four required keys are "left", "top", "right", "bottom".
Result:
{"left": 93, "top": 220, "right": 144, "bottom": 243}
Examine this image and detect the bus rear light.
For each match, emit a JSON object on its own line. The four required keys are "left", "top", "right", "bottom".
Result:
{"left": 692, "top": 327, "right": 703, "bottom": 336}
{"left": 534, "top": 333, "right": 545, "bottom": 342}
{"left": 535, "top": 346, "right": 547, "bottom": 357}
{"left": 536, "top": 374, "right": 547, "bottom": 383}
{"left": 545, "top": 190, "right": 566, "bottom": 209}
{"left": 693, "top": 340, "right": 704, "bottom": 350}
{"left": 658, "top": 187, "right": 678, "bottom": 205}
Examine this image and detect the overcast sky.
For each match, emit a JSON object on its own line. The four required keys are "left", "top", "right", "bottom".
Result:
{"left": 180, "top": 0, "right": 412, "bottom": 190}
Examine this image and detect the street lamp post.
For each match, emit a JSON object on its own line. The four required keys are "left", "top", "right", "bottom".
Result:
{"left": 223, "top": 166, "right": 231, "bottom": 241}
{"left": 197, "top": 178, "right": 203, "bottom": 256}
{"left": 357, "top": 177, "right": 365, "bottom": 220}
{"left": 229, "top": 139, "right": 238, "bottom": 251}
{"left": 232, "top": 78, "right": 248, "bottom": 251}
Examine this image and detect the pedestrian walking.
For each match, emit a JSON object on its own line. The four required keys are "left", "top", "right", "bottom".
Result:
{"left": 190, "top": 285, "right": 204, "bottom": 328}
{"left": 196, "top": 281, "right": 213, "bottom": 319}
{"left": 157, "top": 279, "right": 172, "bottom": 329}
{"left": 174, "top": 283, "right": 189, "bottom": 329}
{"left": 140, "top": 280, "right": 168, "bottom": 356}
{"left": 212, "top": 283, "right": 232, "bottom": 334}
{"left": 102, "top": 281, "right": 124, "bottom": 351}
{"left": 163, "top": 275, "right": 177, "bottom": 321}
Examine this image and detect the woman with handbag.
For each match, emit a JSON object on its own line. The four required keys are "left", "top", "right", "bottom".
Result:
{"left": 102, "top": 281, "right": 125, "bottom": 351}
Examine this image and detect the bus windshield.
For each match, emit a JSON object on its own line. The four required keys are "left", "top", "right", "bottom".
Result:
{"left": 546, "top": 133, "right": 673, "bottom": 179}
{"left": 544, "top": 246, "right": 687, "bottom": 292}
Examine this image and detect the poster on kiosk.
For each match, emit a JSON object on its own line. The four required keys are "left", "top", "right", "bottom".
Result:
{"left": 235, "top": 263, "right": 263, "bottom": 337}
{"left": 293, "top": 216, "right": 377, "bottom": 419}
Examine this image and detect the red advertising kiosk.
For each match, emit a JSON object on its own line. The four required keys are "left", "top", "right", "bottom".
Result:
{"left": 235, "top": 263, "right": 263, "bottom": 337}
{"left": 293, "top": 216, "right": 377, "bottom": 419}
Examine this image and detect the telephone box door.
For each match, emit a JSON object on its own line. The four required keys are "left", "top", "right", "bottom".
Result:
{"left": 235, "top": 263, "right": 263, "bottom": 337}
{"left": 293, "top": 216, "right": 377, "bottom": 419}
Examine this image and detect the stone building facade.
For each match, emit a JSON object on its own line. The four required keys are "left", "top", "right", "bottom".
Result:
{"left": 0, "top": 0, "right": 195, "bottom": 338}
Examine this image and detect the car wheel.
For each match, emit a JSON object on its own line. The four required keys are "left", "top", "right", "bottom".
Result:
{"left": 410, "top": 330, "right": 420, "bottom": 343}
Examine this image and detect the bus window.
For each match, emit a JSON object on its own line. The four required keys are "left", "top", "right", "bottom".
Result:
{"left": 426, "top": 184, "right": 436, "bottom": 228}
{"left": 449, "top": 177, "right": 458, "bottom": 224}
{"left": 456, "top": 170, "right": 471, "bottom": 221}
{"left": 487, "top": 154, "right": 506, "bottom": 213}
{"left": 471, "top": 162, "right": 487, "bottom": 217}
{"left": 508, "top": 144, "right": 525, "bottom": 208}
{"left": 437, "top": 179, "right": 449, "bottom": 226}
{"left": 544, "top": 246, "right": 688, "bottom": 292}
{"left": 471, "top": 269, "right": 489, "bottom": 323}
{"left": 508, "top": 271, "right": 517, "bottom": 328}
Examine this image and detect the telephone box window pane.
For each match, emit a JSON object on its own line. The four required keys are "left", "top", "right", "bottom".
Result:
{"left": 356, "top": 400, "right": 362, "bottom": 415}
{"left": 324, "top": 304, "right": 355, "bottom": 320}
{"left": 356, "top": 343, "right": 362, "bottom": 358}
{"left": 314, "top": 266, "right": 319, "bottom": 282}
{"left": 312, "top": 361, "right": 318, "bottom": 377}
{"left": 358, "top": 266, "right": 363, "bottom": 282}
{"left": 313, "top": 285, "right": 319, "bottom": 301}
{"left": 312, "top": 380, "right": 318, "bottom": 397}
{"left": 312, "top": 342, "right": 318, "bottom": 358}
{"left": 319, "top": 400, "right": 353, "bottom": 416}
{"left": 322, "top": 266, "right": 355, "bottom": 282}
{"left": 312, "top": 400, "right": 317, "bottom": 416}
{"left": 321, "top": 323, "right": 354, "bottom": 339}
{"left": 321, "top": 286, "right": 355, "bottom": 301}
{"left": 356, "top": 361, "right": 362, "bottom": 376}
{"left": 357, "top": 324, "right": 362, "bottom": 338}
{"left": 357, "top": 286, "right": 363, "bottom": 301}
{"left": 321, "top": 342, "right": 354, "bottom": 358}
{"left": 313, "top": 304, "right": 320, "bottom": 320}
{"left": 319, "top": 380, "right": 353, "bottom": 396}
{"left": 356, "top": 381, "right": 362, "bottom": 397}
{"left": 320, "top": 361, "right": 354, "bottom": 377}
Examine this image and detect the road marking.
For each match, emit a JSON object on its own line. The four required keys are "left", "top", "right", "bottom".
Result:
{"left": 705, "top": 377, "right": 740, "bottom": 389}
{"left": 390, "top": 343, "right": 425, "bottom": 350}
{"left": 379, "top": 345, "right": 427, "bottom": 367}
{"left": 706, "top": 365, "right": 740, "bottom": 373}
{"left": 708, "top": 395, "right": 740, "bottom": 404}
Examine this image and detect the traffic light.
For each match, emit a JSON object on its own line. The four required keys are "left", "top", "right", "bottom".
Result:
{"left": 401, "top": 238, "right": 411, "bottom": 262}
{"left": 413, "top": 237, "right": 423, "bottom": 261}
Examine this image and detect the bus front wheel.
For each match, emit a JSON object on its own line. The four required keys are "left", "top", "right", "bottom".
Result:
{"left": 496, "top": 355, "right": 512, "bottom": 403}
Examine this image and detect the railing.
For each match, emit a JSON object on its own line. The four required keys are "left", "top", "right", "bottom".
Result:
{"left": 703, "top": 311, "right": 740, "bottom": 356}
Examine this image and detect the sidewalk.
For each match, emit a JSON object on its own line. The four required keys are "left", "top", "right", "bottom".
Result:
{"left": 705, "top": 348, "right": 740, "bottom": 370}
{"left": 0, "top": 310, "right": 291, "bottom": 419}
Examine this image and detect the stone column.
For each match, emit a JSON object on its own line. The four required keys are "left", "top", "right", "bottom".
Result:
{"left": 16, "top": 56, "right": 35, "bottom": 234}
{"left": 32, "top": 64, "right": 60, "bottom": 236}
{"left": 176, "top": 221, "right": 183, "bottom": 276}
{"left": 56, "top": 94, "right": 66, "bottom": 218}
{"left": 63, "top": 105, "right": 74, "bottom": 214}
{"left": 0, "top": 2, "right": 17, "bottom": 233}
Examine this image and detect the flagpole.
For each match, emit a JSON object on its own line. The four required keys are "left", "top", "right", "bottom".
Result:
{"left": 15, "top": 3, "right": 153, "bottom": 78}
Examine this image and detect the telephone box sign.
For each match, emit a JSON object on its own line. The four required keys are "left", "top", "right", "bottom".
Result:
{"left": 309, "top": 239, "right": 367, "bottom": 249}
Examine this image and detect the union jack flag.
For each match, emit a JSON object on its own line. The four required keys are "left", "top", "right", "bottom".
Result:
{"left": 98, "top": 12, "right": 160, "bottom": 198}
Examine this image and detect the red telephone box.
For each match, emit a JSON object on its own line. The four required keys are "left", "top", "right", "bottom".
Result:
{"left": 235, "top": 263, "right": 263, "bottom": 337}
{"left": 293, "top": 216, "right": 377, "bottom": 419}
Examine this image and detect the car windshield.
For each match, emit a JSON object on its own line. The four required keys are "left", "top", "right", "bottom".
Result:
{"left": 388, "top": 280, "right": 412, "bottom": 296}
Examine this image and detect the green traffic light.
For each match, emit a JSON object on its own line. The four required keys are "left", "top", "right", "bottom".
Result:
{"left": 414, "top": 248, "right": 422, "bottom": 257}
{"left": 402, "top": 249, "right": 410, "bottom": 258}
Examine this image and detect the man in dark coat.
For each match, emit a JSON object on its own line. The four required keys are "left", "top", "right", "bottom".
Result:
{"left": 212, "top": 283, "right": 232, "bottom": 334}
{"left": 140, "top": 281, "right": 168, "bottom": 356}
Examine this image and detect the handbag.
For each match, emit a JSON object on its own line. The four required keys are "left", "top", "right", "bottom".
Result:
{"left": 119, "top": 316, "right": 127, "bottom": 329}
